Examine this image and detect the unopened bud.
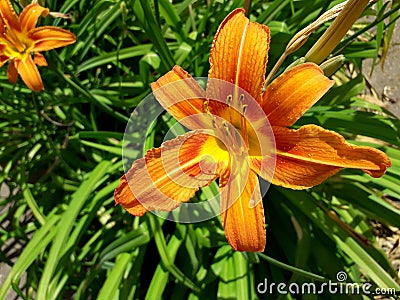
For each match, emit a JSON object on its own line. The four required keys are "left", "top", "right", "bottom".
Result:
{"left": 48, "top": 12, "right": 73, "bottom": 19}
{"left": 305, "top": 0, "right": 370, "bottom": 64}
{"left": 286, "top": 57, "right": 306, "bottom": 71}
{"left": 320, "top": 55, "right": 346, "bottom": 77}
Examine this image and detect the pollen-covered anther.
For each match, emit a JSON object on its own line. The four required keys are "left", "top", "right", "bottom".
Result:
{"left": 238, "top": 94, "right": 244, "bottom": 107}
{"left": 226, "top": 94, "right": 233, "bottom": 106}
{"left": 221, "top": 120, "right": 234, "bottom": 139}
{"left": 212, "top": 117, "right": 217, "bottom": 129}
{"left": 203, "top": 100, "right": 210, "bottom": 113}
{"left": 203, "top": 100, "right": 219, "bottom": 128}
{"left": 240, "top": 100, "right": 249, "bottom": 147}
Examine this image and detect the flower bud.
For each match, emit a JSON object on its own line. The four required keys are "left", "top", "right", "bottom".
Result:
{"left": 305, "top": 0, "right": 370, "bottom": 64}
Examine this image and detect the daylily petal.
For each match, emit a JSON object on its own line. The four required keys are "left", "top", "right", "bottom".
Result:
{"left": 247, "top": 118, "right": 276, "bottom": 184}
{"left": 34, "top": 52, "right": 47, "bottom": 66}
{"left": 208, "top": 8, "right": 270, "bottom": 101}
{"left": 262, "top": 63, "right": 334, "bottom": 127}
{"left": 30, "top": 26, "right": 76, "bottom": 52}
{"left": 220, "top": 169, "right": 266, "bottom": 252}
{"left": 0, "top": 15, "right": 6, "bottom": 35}
{"left": 0, "top": 0, "right": 21, "bottom": 32}
{"left": 19, "top": 3, "right": 49, "bottom": 32}
{"left": 114, "top": 130, "right": 229, "bottom": 216}
{"left": 269, "top": 125, "right": 391, "bottom": 189}
{"left": 151, "top": 65, "right": 210, "bottom": 130}
{"left": 7, "top": 60, "right": 17, "bottom": 83}
{"left": 16, "top": 56, "right": 43, "bottom": 91}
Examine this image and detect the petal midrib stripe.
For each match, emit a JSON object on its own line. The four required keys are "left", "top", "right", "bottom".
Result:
{"left": 276, "top": 150, "right": 381, "bottom": 170}
{"left": 235, "top": 19, "right": 249, "bottom": 89}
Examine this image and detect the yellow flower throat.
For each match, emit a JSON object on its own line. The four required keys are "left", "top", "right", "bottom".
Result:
{"left": 203, "top": 94, "right": 250, "bottom": 157}
{"left": 1, "top": 24, "right": 34, "bottom": 60}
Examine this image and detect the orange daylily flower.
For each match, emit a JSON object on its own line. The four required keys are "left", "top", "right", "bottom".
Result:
{"left": 0, "top": 0, "right": 76, "bottom": 91}
{"left": 114, "top": 9, "right": 391, "bottom": 252}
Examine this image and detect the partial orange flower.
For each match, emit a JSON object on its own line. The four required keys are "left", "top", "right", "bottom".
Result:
{"left": 0, "top": 0, "right": 76, "bottom": 91}
{"left": 114, "top": 9, "right": 391, "bottom": 252}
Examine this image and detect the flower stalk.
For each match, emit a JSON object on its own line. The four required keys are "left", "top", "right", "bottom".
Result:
{"left": 305, "top": 0, "right": 370, "bottom": 64}
{"left": 264, "top": 0, "right": 375, "bottom": 86}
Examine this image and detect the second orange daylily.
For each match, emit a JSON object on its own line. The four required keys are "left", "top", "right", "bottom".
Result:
{"left": 114, "top": 9, "right": 391, "bottom": 252}
{"left": 0, "top": 0, "right": 76, "bottom": 91}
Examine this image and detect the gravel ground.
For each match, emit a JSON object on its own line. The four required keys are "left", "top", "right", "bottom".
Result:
{"left": 363, "top": 22, "right": 400, "bottom": 117}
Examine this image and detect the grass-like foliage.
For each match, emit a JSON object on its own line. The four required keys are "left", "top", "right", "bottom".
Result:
{"left": 1, "top": 0, "right": 399, "bottom": 299}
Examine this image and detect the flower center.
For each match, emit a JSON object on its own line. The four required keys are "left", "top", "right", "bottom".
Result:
{"left": 203, "top": 94, "right": 250, "bottom": 157}
{"left": 1, "top": 24, "right": 34, "bottom": 60}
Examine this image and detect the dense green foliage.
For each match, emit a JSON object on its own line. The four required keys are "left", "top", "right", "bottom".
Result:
{"left": 0, "top": 0, "right": 399, "bottom": 299}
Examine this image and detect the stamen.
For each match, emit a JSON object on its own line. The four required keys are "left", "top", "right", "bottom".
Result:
{"left": 203, "top": 101, "right": 209, "bottom": 113}
{"left": 221, "top": 120, "right": 245, "bottom": 156}
{"left": 235, "top": 131, "right": 245, "bottom": 151}
{"left": 222, "top": 120, "right": 233, "bottom": 140}
{"left": 0, "top": 17, "right": 27, "bottom": 53}
{"left": 240, "top": 99, "right": 249, "bottom": 147}
{"left": 204, "top": 100, "right": 219, "bottom": 129}
{"left": 212, "top": 118, "right": 217, "bottom": 128}
{"left": 226, "top": 95, "right": 232, "bottom": 107}
{"left": 226, "top": 94, "right": 233, "bottom": 124}
{"left": 238, "top": 94, "right": 244, "bottom": 107}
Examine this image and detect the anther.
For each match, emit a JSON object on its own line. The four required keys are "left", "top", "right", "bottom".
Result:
{"left": 222, "top": 121, "right": 231, "bottom": 135}
{"left": 203, "top": 101, "right": 209, "bottom": 113}
{"left": 239, "top": 97, "right": 249, "bottom": 148}
{"left": 239, "top": 94, "right": 244, "bottom": 106}
{"left": 226, "top": 95, "right": 232, "bottom": 107}
{"left": 212, "top": 117, "right": 217, "bottom": 128}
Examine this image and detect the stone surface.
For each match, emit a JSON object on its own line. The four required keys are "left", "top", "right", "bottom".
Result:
{"left": 0, "top": 181, "right": 24, "bottom": 300}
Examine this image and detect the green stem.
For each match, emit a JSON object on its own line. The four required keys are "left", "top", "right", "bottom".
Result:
{"left": 257, "top": 253, "right": 328, "bottom": 282}
{"left": 147, "top": 215, "right": 201, "bottom": 293}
